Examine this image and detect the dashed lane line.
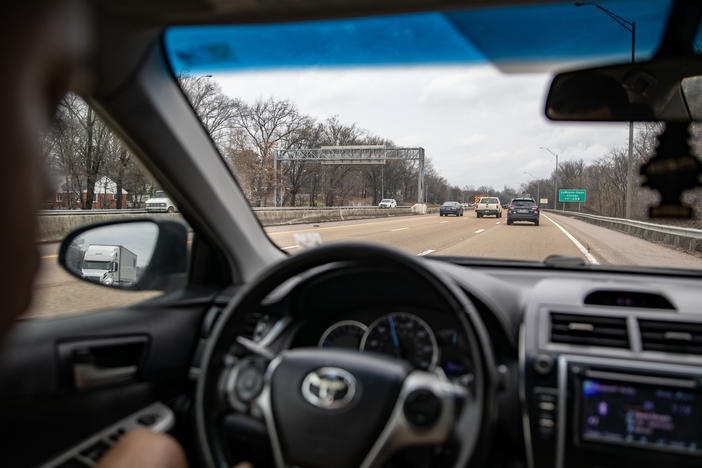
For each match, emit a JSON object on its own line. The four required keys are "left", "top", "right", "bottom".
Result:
{"left": 391, "top": 227, "right": 409, "bottom": 232}
{"left": 474, "top": 229, "right": 485, "bottom": 234}
{"left": 440, "top": 221, "right": 448, "bottom": 224}
{"left": 417, "top": 249, "right": 436, "bottom": 256}
{"left": 281, "top": 245, "right": 299, "bottom": 250}
{"left": 542, "top": 213, "right": 599, "bottom": 264}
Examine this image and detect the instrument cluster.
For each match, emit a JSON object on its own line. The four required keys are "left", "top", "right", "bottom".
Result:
{"left": 314, "top": 311, "right": 472, "bottom": 380}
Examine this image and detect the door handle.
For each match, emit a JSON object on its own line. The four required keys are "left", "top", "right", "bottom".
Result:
{"left": 57, "top": 335, "right": 148, "bottom": 391}
{"left": 73, "top": 363, "right": 138, "bottom": 389}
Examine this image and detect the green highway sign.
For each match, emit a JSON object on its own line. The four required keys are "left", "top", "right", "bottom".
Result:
{"left": 559, "top": 189, "right": 586, "bottom": 202}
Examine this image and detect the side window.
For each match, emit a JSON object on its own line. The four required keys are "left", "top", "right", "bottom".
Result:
{"left": 27, "top": 94, "right": 189, "bottom": 319}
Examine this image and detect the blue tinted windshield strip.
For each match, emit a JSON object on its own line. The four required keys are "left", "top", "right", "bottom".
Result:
{"left": 165, "top": 13, "right": 484, "bottom": 72}
{"left": 164, "top": 0, "right": 673, "bottom": 73}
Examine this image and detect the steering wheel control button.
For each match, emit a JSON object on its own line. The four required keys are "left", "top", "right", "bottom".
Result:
{"left": 403, "top": 389, "right": 442, "bottom": 428}
{"left": 236, "top": 363, "right": 265, "bottom": 403}
{"left": 533, "top": 354, "right": 554, "bottom": 375}
{"left": 301, "top": 367, "right": 356, "bottom": 409}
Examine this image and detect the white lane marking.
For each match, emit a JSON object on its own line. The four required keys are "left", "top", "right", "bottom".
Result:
{"left": 391, "top": 227, "right": 409, "bottom": 231}
{"left": 440, "top": 221, "right": 449, "bottom": 224}
{"left": 474, "top": 229, "right": 485, "bottom": 234}
{"left": 281, "top": 245, "right": 299, "bottom": 250}
{"left": 496, "top": 222, "right": 501, "bottom": 225}
{"left": 542, "top": 214, "right": 599, "bottom": 265}
{"left": 417, "top": 249, "right": 435, "bottom": 256}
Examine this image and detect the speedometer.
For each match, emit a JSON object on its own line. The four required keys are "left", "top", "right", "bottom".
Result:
{"left": 360, "top": 312, "right": 438, "bottom": 370}
{"left": 318, "top": 321, "right": 368, "bottom": 349}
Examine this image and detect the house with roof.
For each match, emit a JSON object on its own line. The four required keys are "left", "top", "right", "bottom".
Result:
{"left": 48, "top": 175, "right": 128, "bottom": 209}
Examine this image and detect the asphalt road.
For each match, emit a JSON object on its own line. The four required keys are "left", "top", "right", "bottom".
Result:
{"left": 23, "top": 211, "right": 702, "bottom": 318}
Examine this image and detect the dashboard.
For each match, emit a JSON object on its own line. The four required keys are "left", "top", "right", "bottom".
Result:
{"left": 229, "top": 258, "right": 702, "bottom": 468}
{"left": 284, "top": 267, "right": 478, "bottom": 385}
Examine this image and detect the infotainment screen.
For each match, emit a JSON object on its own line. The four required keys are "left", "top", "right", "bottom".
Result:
{"left": 579, "top": 377, "right": 702, "bottom": 454}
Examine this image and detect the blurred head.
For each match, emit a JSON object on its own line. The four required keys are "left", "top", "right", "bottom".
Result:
{"left": 0, "top": 0, "right": 93, "bottom": 339}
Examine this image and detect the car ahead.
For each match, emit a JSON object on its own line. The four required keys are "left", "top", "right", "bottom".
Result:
{"left": 476, "top": 197, "right": 501, "bottom": 218}
{"left": 145, "top": 190, "right": 176, "bottom": 213}
{"left": 378, "top": 198, "right": 397, "bottom": 208}
{"left": 439, "top": 201, "right": 463, "bottom": 217}
{"left": 507, "top": 197, "right": 540, "bottom": 225}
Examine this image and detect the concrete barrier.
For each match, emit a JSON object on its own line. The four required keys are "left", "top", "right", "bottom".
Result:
{"left": 545, "top": 209, "right": 702, "bottom": 254}
{"left": 37, "top": 205, "right": 435, "bottom": 243}
{"left": 253, "top": 206, "right": 416, "bottom": 226}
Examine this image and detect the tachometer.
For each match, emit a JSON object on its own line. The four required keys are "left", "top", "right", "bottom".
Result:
{"left": 360, "top": 312, "right": 438, "bottom": 370}
{"left": 318, "top": 320, "right": 368, "bottom": 349}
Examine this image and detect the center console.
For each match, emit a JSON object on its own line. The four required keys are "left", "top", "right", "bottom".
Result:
{"left": 521, "top": 284, "right": 702, "bottom": 468}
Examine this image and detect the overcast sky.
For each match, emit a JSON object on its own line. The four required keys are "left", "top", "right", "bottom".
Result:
{"left": 215, "top": 65, "right": 630, "bottom": 190}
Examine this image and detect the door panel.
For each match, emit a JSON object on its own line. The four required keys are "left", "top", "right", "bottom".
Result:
{"left": 0, "top": 289, "right": 218, "bottom": 467}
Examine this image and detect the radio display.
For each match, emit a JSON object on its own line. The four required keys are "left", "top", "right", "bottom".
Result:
{"left": 580, "top": 377, "right": 702, "bottom": 454}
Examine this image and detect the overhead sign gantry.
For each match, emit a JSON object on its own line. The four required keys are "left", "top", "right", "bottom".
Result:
{"left": 273, "top": 145, "right": 425, "bottom": 206}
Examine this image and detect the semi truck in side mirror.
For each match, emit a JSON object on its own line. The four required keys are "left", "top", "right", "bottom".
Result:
{"left": 81, "top": 245, "right": 138, "bottom": 287}
{"left": 59, "top": 219, "right": 188, "bottom": 291}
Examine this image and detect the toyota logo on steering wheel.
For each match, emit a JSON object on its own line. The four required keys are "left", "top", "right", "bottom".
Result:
{"left": 301, "top": 367, "right": 356, "bottom": 409}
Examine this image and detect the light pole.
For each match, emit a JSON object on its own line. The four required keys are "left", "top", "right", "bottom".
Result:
{"left": 540, "top": 147, "right": 559, "bottom": 210}
{"left": 575, "top": 2, "right": 635, "bottom": 219}
{"left": 524, "top": 172, "right": 540, "bottom": 203}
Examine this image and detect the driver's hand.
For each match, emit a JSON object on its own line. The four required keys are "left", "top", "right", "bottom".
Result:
{"left": 95, "top": 429, "right": 187, "bottom": 468}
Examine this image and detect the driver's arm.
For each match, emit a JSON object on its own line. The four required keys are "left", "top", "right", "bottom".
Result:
{"left": 95, "top": 429, "right": 254, "bottom": 468}
{"left": 95, "top": 429, "right": 187, "bottom": 468}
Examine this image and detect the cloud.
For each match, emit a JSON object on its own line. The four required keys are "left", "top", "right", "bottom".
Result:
{"left": 217, "top": 65, "right": 631, "bottom": 189}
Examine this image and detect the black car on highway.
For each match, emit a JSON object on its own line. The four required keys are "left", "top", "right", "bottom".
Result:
{"left": 507, "top": 197, "right": 539, "bottom": 225}
{"left": 439, "top": 201, "right": 464, "bottom": 217}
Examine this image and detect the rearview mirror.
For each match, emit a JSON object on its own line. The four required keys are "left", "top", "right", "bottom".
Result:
{"left": 58, "top": 219, "right": 188, "bottom": 291}
{"left": 545, "top": 57, "right": 702, "bottom": 122}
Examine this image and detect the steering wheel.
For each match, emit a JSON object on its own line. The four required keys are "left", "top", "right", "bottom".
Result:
{"left": 195, "top": 243, "right": 497, "bottom": 468}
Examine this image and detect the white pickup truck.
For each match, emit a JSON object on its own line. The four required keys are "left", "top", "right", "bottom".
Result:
{"left": 476, "top": 197, "right": 502, "bottom": 218}
{"left": 145, "top": 190, "right": 177, "bottom": 213}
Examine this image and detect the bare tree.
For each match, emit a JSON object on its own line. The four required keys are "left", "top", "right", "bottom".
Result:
{"left": 178, "top": 75, "right": 239, "bottom": 151}
{"left": 233, "top": 98, "right": 313, "bottom": 206}
{"left": 52, "top": 94, "right": 113, "bottom": 209}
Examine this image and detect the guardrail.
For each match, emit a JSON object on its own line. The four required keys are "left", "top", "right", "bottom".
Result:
{"left": 37, "top": 205, "right": 434, "bottom": 243}
{"left": 38, "top": 205, "right": 414, "bottom": 215}
{"left": 545, "top": 209, "right": 702, "bottom": 253}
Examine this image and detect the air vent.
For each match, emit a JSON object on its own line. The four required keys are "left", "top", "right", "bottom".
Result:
{"left": 639, "top": 320, "right": 702, "bottom": 355}
{"left": 550, "top": 312, "right": 630, "bottom": 349}
{"left": 584, "top": 290, "right": 675, "bottom": 310}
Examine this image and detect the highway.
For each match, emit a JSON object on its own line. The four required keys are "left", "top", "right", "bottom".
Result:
{"left": 24, "top": 211, "right": 702, "bottom": 318}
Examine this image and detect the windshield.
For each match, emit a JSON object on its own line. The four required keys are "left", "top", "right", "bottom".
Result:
{"left": 153, "top": 191, "right": 166, "bottom": 198}
{"left": 82, "top": 261, "right": 111, "bottom": 270}
{"left": 164, "top": 1, "right": 702, "bottom": 271}
{"left": 381, "top": 199, "right": 393, "bottom": 203}
{"left": 514, "top": 200, "right": 536, "bottom": 207}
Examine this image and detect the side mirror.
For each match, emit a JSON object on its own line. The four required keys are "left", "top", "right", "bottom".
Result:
{"left": 58, "top": 219, "right": 188, "bottom": 291}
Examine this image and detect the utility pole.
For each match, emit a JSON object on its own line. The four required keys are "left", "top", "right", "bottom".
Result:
{"left": 523, "top": 171, "right": 540, "bottom": 203}
{"left": 540, "top": 147, "right": 559, "bottom": 210}
{"left": 575, "top": 2, "right": 635, "bottom": 218}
